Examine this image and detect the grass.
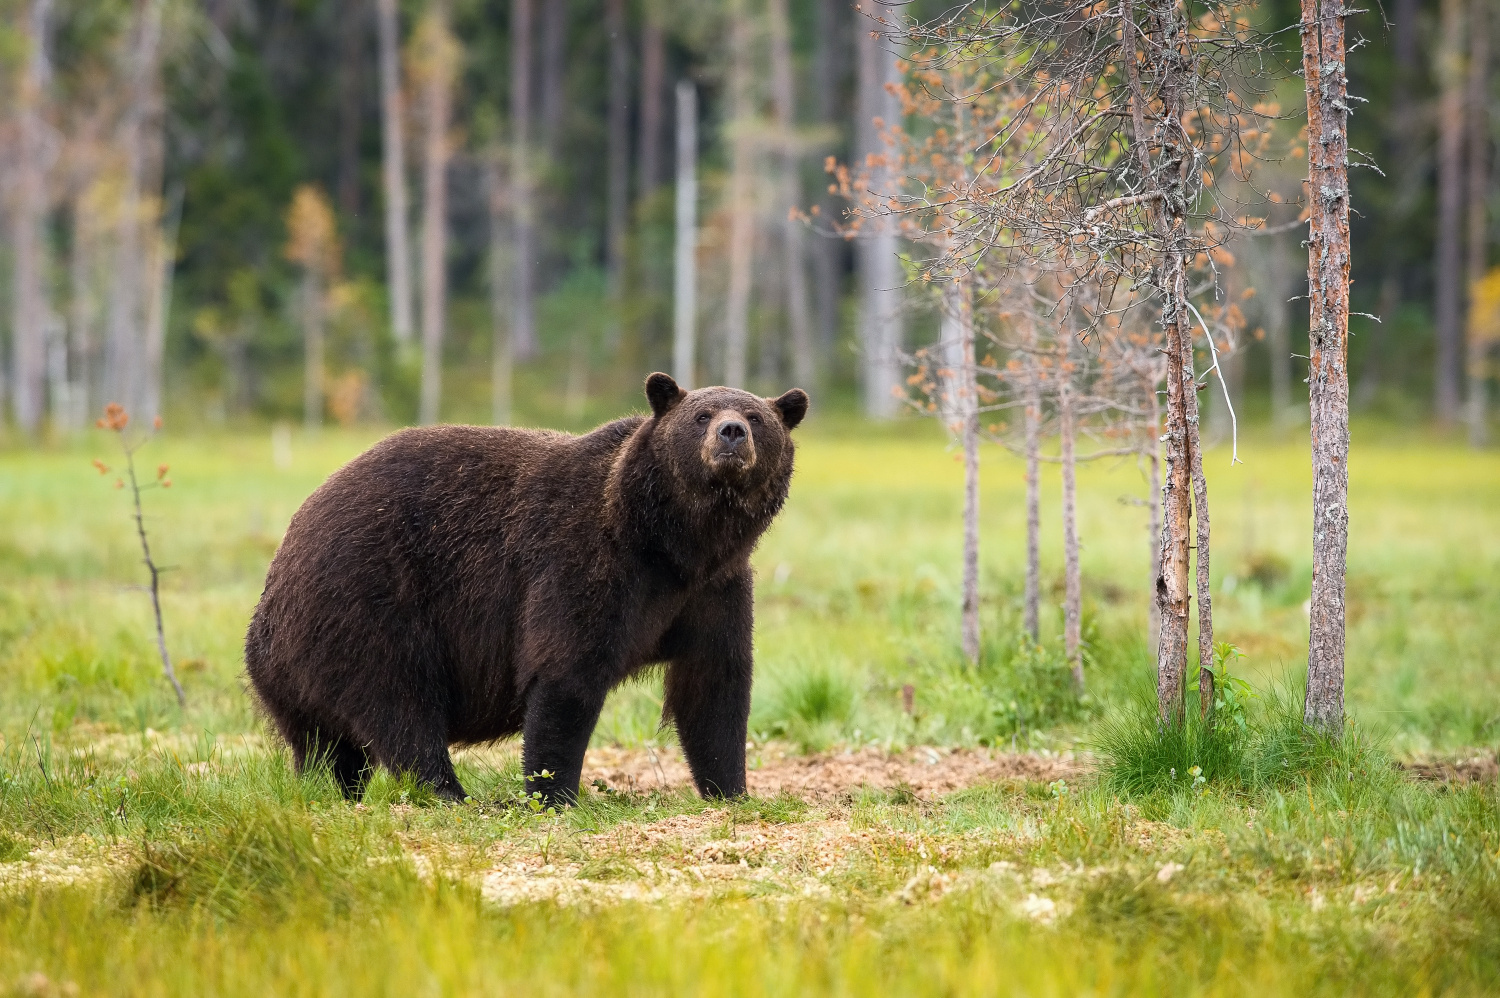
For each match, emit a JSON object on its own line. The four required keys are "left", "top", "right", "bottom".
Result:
{"left": 1, "top": 412, "right": 1498, "bottom": 994}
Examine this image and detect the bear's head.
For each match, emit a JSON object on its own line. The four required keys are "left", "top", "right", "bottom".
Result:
{"left": 644, "top": 372, "right": 807, "bottom": 492}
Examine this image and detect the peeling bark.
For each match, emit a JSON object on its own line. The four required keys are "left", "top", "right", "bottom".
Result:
{"left": 1301, "top": 0, "right": 1351, "bottom": 734}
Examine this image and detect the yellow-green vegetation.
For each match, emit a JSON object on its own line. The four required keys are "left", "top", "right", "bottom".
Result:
{"left": 1, "top": 419, "right": 1498, "bottom": 995}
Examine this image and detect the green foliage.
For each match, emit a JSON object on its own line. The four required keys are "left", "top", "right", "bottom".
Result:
{"left": 1189, "top": 642, "right": 1259, "bottom": 731}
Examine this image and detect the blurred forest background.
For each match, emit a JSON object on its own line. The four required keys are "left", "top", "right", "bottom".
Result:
{"left": 0, "top": 0, "right": 1495, "bottom": 437}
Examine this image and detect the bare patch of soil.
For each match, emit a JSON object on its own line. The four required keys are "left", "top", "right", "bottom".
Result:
{"left": 1397, "top": 753, "right": 1498, "bottom": 785}
{"left": 578, "top": 744, "right": 1089, "bottom": 800}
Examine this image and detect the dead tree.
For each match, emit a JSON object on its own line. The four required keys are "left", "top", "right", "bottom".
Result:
{"left": 893, "top": 0, "right": 1266, "bottom": 723}
{"left": 1301, "top": 0, "right": 1352, "bottom": 734}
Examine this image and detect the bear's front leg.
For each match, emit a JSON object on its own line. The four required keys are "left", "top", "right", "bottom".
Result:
{"left": 522, "top": 679, "right": 608, "bottom": 807}
{"left": 663, "top": 572, "right": 754, "bottom": 798}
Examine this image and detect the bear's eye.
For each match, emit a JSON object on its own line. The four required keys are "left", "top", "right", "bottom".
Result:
{"left": 748, "top": 412, "right": 761, "bottom": 424}
{"left": 696, "top": 411, "right": 711, "bottom": 424}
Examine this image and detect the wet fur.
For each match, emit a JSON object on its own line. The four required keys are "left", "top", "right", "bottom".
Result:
{"left": 244, "top": 374, "right": 807, "bottom": 805}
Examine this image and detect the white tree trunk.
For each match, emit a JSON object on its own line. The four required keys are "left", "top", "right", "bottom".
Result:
{"left": 724, "top": 9, "right": 755, "bottom": 388}
{"left": 1435, "top": 0, "right": 1466, "bottom": 422}
{"left": 1024, "top": 345, "right": 1042, "bottom": 644}
{"left": 768, "top": 0, "right": 814, "bottom": 388}
{"left": 417, "top": 3, "right": 454, "bottom": 427}
{"left": 1467, "top": 0, "right": 1491, "bottom": 447}
{"left": 855, "top": 15, "right": 903, "bottom": 418}
{"left": 10, "top": 0, "right": 52, "bottom": 434}
{"left": 942, "top": 274, "right": 980, "bottom": 662}
{"left": 1060, "top": 362, "right": 1082, "bottom": 691}
{"left": 487, "top": 152, "right": 513, "bottom": 426}
{"left": 672, "top": 81, "right": 699, "bottom": 387}
{"left": 376, "top": 0, "right": 415, "bottom": 346}
{"left": 510, "top": 0, "right": 538, "bottom": 360}
{"left": 302, "top": 272, "right": 324, "bottom": 431}
{"left": 604, "top": 0, "right": 629, "bottom": 334}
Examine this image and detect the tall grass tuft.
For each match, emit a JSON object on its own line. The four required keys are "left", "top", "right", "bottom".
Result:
{"left": 1096, "top": 675, "right": 1392, "bottom": 797}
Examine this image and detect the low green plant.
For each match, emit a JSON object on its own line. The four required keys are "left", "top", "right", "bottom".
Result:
{"left": 1189, "top": 642, "right": 1259, "bottom": 731}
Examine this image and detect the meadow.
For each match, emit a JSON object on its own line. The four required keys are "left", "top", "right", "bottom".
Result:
{"left": 1, "top": 411, "right": 1498, "bottom": 995}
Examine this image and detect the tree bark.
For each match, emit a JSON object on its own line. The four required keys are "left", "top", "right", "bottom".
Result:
{"left": 942, "top": 274, "right": 981, "bottom": 663}
{"left": 1024, "top": 338, "right": 1042, "bottom": 644}
{"left": 1436, "top": 0, "right": 1466, "bottom": 423}
{"left": 510, "top": 0, "right": 538, "bottom": 359}
{"left": 68, "top": 198, "right": 98, "bottom": 430}
{"left": 855, "top": 15, "right": 904, "bottom": 418}
{"left": 376, "top": 0, "right": 415, "bottom": 346}
{"left": 724, "top": 8, "right": 755, "bottom": 389}
{"left": 1302, "top": 0, "right": 1352, "bottom": 735}
{"left": 637, "top": 18, "right": 665, "bottom": 199}
{"left": 1467, "top": 0, "right": 1491, "bottom": 448}
{"left": 10, "top": 0, "right": 52, "bottom": 434}
{"left": 1188, "top": 349, "right": 1214, "bottom": 718}
{"left": 1060, "top": 356, "right": 1083, "bottom": 690}
{"left": 673, "top": 81, "right": 699, "bottom": 387}
{"left": 768, "top": 0, "right": 815, "bottom": 388}
{"left": 142, "top": 187, "right": 180, "bottom": 423}
{"left": 1146, "top": 370, "right": 1163, "bottom": 651}
{"left": 1267, "top": 243, "right": 1294, "bottom": 426}
{"left": 417, "top": 2, "right": 455, "bottom": 427}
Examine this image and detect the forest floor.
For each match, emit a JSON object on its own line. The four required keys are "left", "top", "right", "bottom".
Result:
{"left": 1, "top": 419, "right": 1498, "bottom": 995}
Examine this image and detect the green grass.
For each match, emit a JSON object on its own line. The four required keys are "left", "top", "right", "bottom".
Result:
{"left": 1, "top": 414, "right": 1498, "bottom": 994}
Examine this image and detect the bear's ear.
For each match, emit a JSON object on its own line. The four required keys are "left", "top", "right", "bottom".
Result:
{"left": 772, "top": 388, "right": 809, "bottom": 430}
{"left": 645, "top": 372, "right": 686, "bottom": 418}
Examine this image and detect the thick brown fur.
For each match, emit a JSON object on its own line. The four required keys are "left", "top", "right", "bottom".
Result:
{"left": 244, "top": 374, "right": 808, "bottom": 805}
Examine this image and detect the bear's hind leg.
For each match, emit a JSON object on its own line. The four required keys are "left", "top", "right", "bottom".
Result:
{"left": 280, "top": 718, "right": 372, "bottom": 800}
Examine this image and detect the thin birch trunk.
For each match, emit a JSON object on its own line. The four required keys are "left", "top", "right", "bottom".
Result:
{"left": 855, "top": 15, "right": 903, "bottom": 418}
{"left": 1467, "top": 0, "right": 1491, "bottom": 448}
{"left": 724, "top": 8, "right": 755, "bottom": 389}
{"left": 1268, "top": 245, "right": 1293, "bottom": 427}
{"left": 811, "top": 0, "right": 847, "bottom": 365}
{"left": 1435, "top": 0, "right": 1466, "bottom": 423}
{"left": 1060, "top": 356, "right": 1083, "bottom": 690}
{"left": 511, "top": 0, "right": 538, "bottom": 360}
{"left": 376, "top": 0, "right": 415, "bottom": 346}
{"left": 941, "top": 274, "right": 980, "bottom": 663}
{"left": 142, "top": 186, "right": 180, "bottom": 422}
{"left": 68, "top": 200, "right": 97, "bottom": 430}
{"left": 1024, "top": 340, "right": 1042, "bottom": 644}
{"left": 417, "top": 3, "right": 455, "bottom": 427}
{"left": 337, "top": 0, "right": 366, "bottom": 216}
{"left": 637, "top": 19, "right": 665, "bottom": 199}
{"left": 768, "top": 0, "right": 814, "bottom": 388}
{"left": 487, "top": 152, "right": 514, "bottom": 426}
{"left": 1302, "top": 0, "right": 1352, "bottom": 734}
{"left": 672, "top": 81, "right": 698, "bottom": 387}
{"left": 302, "top": 272, "right": 324, "bottom": 431}
{"left": 10, "top": 0, "right": 52, "bottom": 434}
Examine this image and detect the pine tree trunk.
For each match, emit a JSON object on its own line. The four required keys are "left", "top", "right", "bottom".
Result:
{"left": 376, "top": 0, "right": 415, "bottom": 346}
{"left": 637, "top": 19, "right": 665, "bottom": 200}
{"left": 1024, "top": 344, "right": 1042, "bottom": 644}
{"left": 1467, "top": 0, "right": 1491, "bottom": 448}
{"left": 10, "top": 0, "right": 51, "bottom": 434}
{"left": 855, "top": 17, "right": 904, "bottom": 418}
{"left": 1187, "top": 349, "right": 1214, "bottom": 717}
{"left": 1435, "top": 0, "right": 1466, "bottom": 423}
{"left": 1061, "top": 363, "right": 1083, "bottom": 691}
{"left": 768, "top": 0, "right": 814, "bottom": 388}
{"left": 418, "top": 2, "right": 454, "bottom": 427}
{"left": 486, "top": 151, "right": 513, "bottom": 426}
{"left": 672, "top": 81, "right": 699, "bottom": 387}
{"left": 510, "top": 0, "right": 538, "bottom": 360}
{"left": 1301, "top": 0, "right": 1352, "bottom": 735}
{"left": 724, "top": 9, "right": 755, "bottom": 389}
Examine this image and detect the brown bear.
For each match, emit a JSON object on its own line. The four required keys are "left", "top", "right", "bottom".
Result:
{"left": 244, "top": 373, "right": 807, "bottom": 806}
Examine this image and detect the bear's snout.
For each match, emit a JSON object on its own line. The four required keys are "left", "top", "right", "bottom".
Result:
{"left": 703, "top": 412, "right": 758, "bottom": 473}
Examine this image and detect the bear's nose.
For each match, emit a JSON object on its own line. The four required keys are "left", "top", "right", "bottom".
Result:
{"left": 717, "top": 420, "right": 748, "bottom": 448}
